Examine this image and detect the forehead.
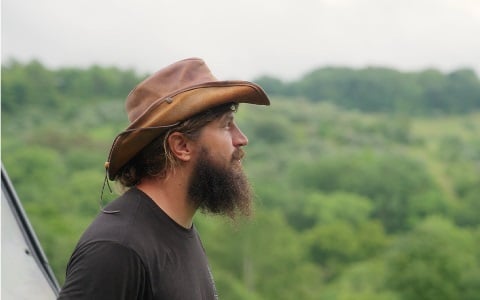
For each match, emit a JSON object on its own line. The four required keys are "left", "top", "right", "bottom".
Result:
{"left": 203, "top": 112, "right": 235, "bottom": 131}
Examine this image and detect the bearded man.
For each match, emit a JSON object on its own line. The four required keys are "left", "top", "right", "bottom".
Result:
{"left": 58, "top": 58, "right": 270, "bottom": 300}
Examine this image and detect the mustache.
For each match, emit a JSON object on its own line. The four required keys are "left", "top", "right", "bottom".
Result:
{"left": 232, "top": 148, "right": 245, "bottom": 161}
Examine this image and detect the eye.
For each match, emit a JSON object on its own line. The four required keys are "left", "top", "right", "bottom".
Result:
{"left": 221, "top": 114, "right": 235, "bottom": 129}
{"left": 223, "top": 118, "right": 233, "bottom": 129}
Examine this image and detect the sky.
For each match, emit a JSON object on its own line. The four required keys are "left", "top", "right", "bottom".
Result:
{"left": 2, "top": 0, "right": 480, "bottom": 81}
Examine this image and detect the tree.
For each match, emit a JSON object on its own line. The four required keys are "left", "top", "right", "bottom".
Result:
{"left": 197, "top": 210, "right": 323, "bottom": 300}
{"left": 385, "top": 216, "right": 479, "bottom": 300}
{"left": 291, "top": 151, "right": 448, "bottom": 232}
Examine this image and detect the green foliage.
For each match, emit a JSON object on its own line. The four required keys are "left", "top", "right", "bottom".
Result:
{"left": 254, "top": 75, "right": 291, "bottom": 96}
{"left": 2, "top": 60, "right": 480, "bottom": 299}
{"left": 306, "top": 220, "right": 387, "bottom": 280}
{"left": 2, "top": 60, "right": 61, "bottom": 113}
{"left": 385, "top": 217, "right": 480, "bottom": 300}
{"left": 319, "top": 260, "right": 400, "bottom": 300}
{"left": 303, "top": 192, "right": 373, "bottom": 227}
{"left": 255, "top": 66, "right": 480, "bottom": 114}
{"left": 198, "top": 211, "right": 323, "bottom": 299}
{"left": 290, "top": 151, "right": 449, "bottom": 232}
{"left": 1, "top": 59, "right": 143, "bottom": 119}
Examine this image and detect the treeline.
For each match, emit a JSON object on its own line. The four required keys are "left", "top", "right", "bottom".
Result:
{"left": 2, "top": 60, "right": 480, "bottom": 300}
{"left": 3, "top": 60, "right": 480, "bottom": 116}
{"left": 255, "top": 67, "right": 480, "bottom": 114}
{"left": 1, "top": 59, "right": 143, "bottom": 114}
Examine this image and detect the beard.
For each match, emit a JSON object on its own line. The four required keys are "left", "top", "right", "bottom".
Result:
{"left": 187, "top": 147, "right": 254, "bottom": 219}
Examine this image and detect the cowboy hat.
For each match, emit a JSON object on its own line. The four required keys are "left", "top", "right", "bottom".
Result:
{"left": 105, "top": 57, "right": 270, "bottom": 180}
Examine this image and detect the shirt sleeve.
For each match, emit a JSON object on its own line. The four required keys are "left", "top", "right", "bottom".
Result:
{"left": 57, "top": 241, "right": 148, "bottom": 300}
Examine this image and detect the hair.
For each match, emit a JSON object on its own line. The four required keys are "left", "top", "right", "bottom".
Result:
{"left": 115, "top": 102, "right": 239, "bottom": 187}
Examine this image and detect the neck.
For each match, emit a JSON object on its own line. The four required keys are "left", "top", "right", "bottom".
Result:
{"left": 136, "top": 170, "right": 196, "bottom": 229}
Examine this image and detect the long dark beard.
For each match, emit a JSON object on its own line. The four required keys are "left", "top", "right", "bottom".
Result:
{"left": 187, "top": 148, "right": 253, "bottom": 219}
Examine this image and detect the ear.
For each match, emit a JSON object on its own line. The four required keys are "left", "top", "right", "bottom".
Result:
{"left": 167, "top": 132, "right": 194, "bottom": 162}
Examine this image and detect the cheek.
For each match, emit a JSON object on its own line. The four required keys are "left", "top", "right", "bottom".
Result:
{"left": 211, "top": 131, "right": 234, "bottom": 149}
{"left": 198, "top": 128, "right": 235, "bottom": 159}
{"left": 212, "top": 137, "right": 235, "bottom": 160}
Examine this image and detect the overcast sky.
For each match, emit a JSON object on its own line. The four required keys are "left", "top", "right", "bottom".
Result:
{"left": 2, "top": 0, "right": 480, "bottom": 80}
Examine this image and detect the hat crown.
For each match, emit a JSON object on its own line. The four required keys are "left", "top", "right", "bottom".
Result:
{"left": 125, "top": 58, "right": 217, "bottom": 122}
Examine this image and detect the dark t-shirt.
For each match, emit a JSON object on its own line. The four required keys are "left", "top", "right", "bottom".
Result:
{"left": 58, "top": 188, "right": 218, "bottom": 300}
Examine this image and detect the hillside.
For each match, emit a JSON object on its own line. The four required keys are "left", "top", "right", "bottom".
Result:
{"left": 2, "top": 61, "right": 480, "bottom": 300}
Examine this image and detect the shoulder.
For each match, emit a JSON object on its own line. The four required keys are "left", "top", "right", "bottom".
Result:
{"left": 75, "top": 188, "right": 174, "bottom": 262}
{"left": 79, "top": 188, "right": 153, "bottom": 244}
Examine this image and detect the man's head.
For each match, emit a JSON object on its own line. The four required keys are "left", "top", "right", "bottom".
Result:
{"left": 105, "top": 58, "right": 269, "bottom": 217}
{"left": 105, "top": 58, "right": 269, "bottom": 180}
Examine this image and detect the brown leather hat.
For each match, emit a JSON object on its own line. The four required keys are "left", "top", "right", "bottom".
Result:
{"left": 105, "top": 57, "right": 270, "bottom": 180}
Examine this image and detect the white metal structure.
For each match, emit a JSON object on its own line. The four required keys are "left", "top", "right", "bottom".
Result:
{"left": 1, "top": 164, "right": 60, "bottom": 299}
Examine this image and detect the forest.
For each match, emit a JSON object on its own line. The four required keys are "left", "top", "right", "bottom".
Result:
{"left": 2, "top": 59, "right": 480, "bottom": 300}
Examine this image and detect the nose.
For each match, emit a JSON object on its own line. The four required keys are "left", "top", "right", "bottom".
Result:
{"left": 233, "top": 126, "right": 248, "bottom": 147}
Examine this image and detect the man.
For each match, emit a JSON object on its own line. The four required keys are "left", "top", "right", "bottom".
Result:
{"left": 58, "top": 58, "right": 270, "bottom": 299}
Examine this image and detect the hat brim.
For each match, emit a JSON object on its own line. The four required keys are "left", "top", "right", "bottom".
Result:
{"left": 106, "top": 81, "right": 270, "bottom": 180}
